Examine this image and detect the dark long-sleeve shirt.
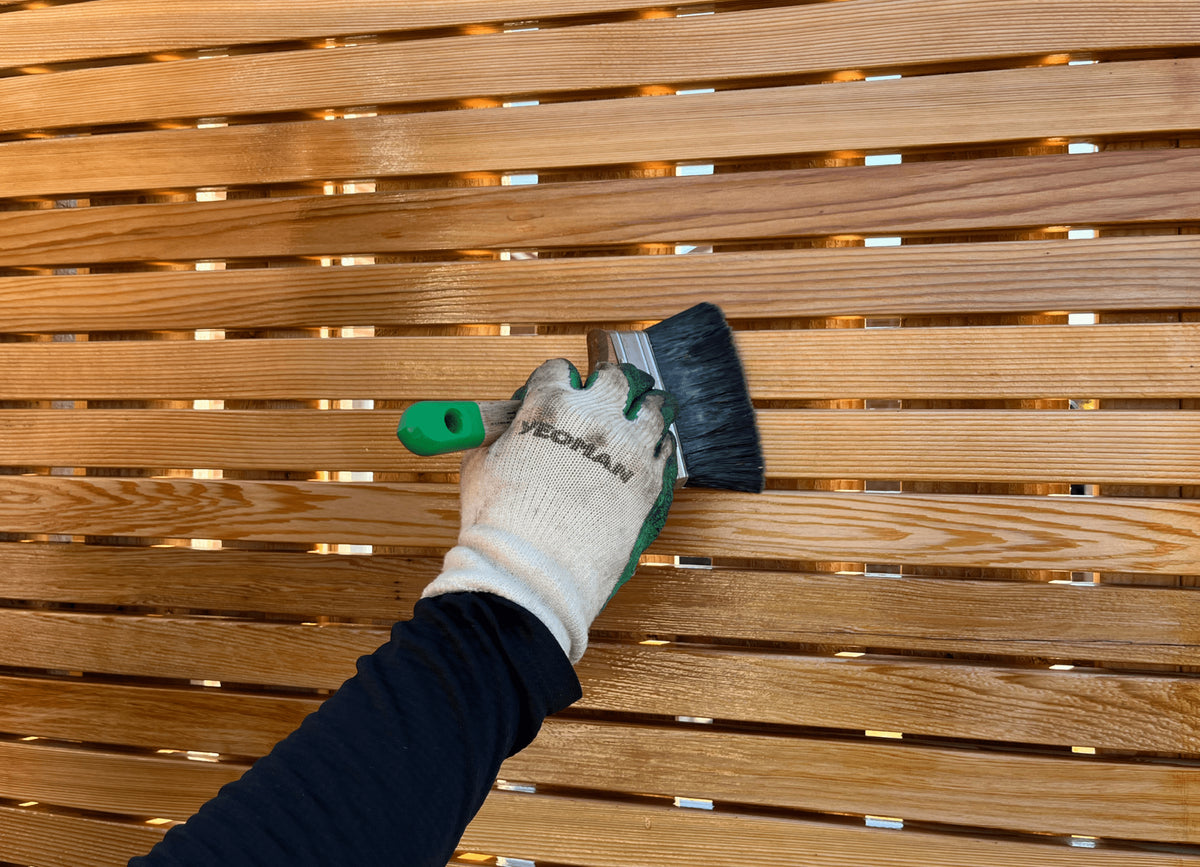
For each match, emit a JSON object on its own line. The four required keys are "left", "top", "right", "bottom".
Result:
{"left": 130, "top": 592, "right": 582, "bottom": 866}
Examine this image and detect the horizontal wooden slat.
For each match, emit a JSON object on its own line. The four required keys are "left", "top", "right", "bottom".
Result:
{"left": 2, "top": 790, "right": 1195, "bottom": 867}
{"left": 0, "top": 803, "right": 163, "bottom": 867}
{"left": 736, "top": 323, "right": 1200, "bottom": 400}
{"left": 0, "top": 335, "right": 579, "bottom": 401}
{"left": 1, "top": 324, "right": 1198, "bottom": 401}
{"left": 608, "top": 567, "right": 1200, "bottom": 665}
{"left": 575, "top": 644, "right": 1200, "bottom": 751}
{"left": 3, "top": 148, "right": 1199, "bottom": 267}
{"left": 0, "top": 673, "right": 317, "bottom": 756}
{"left": 0, "top": 571, "right": 1194, "bottom": 752}
{"left": 0, "top": 409, "right": 422, "bottom": 472}
{"left": 0, "top": 576, "right": 1197, "bottom": 755}
{"left": 0, "top": 0, "right": 679, "bottom": 69}
{"left": 9, "top": 57, "right": 1200, "bottom": 198}
{"left": 503, "top": 719, "right": 1200, "bottom": 843}
{"left": 0, "top": 476, "right": 464, "bottom": 547}
{"left": 4, "top": 408, "right": 1198, "bottom": 484}
{"left": 0, "top": 609, "right": 382, "bottom": 689}
{"left": 2, "top": 476, "right": 1198, "bottom": 573}
{"left": 5, "top": 720, "right": 1199, "bottom": 843}
{"left": 1, "top": 543, "right": 1197, "bottom": 666}
{"left": 0, "top": 542, "right": 432, "bottom": 618}
{"left": 464, "top": 790, "right": 1200, "bottom": 867}
{"left": 0, "top": 802, "right": 556, "bottom": 867}
{"left": 3, "top": 787, "right": 1194, "bottom": 867}
{"left": 5, "top": 2, "right": 1199, "bottom": 133}
{"left": 0, "top": 739, "right": 243, "bottom": 818}
{"left": 0, "top": 799, "right": 618, "bottom": 867}
{"left": 9, "top": 0, "right": 1200, "bottom": 78}
{"left": 0, "top": 235, "right": 1198, "bottom": 333}
{"left": 2, "top": 720, "right": 1200, "bottom": 859}
{"left": 660, "top": 486, "right": 1200, "bottom": 573}
{"left": 758, "top": 410, "right": 1200, "bottom": 484}
{"left": 2, "top": 607, "right": 1198, "bottom": 750}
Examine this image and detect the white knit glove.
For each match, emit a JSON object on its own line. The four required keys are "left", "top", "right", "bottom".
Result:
{"left": 422, "top": 358, "right": 678, "bottom": 663}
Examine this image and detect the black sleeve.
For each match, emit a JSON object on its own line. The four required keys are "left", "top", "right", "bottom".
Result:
{"left": 129, "top": 592, "right": 582, "bottom": 867}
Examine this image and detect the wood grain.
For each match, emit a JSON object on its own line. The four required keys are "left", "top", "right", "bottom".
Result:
{"left": 0, "top": 408, "right": 433, "bottom": 472}
{"left": 0, "top": 0, "right": 700, "bottom": 69}
{"left": 0, "top": 334, "right": 581, "bottom": 401}
{"left": 1, "top": 324, "right": 1197, "bottom": 401}
{"left": 2, "top": 606, "right": 1198, "bottom": 749}
{"left": 3, "top": 407, "right": 1198, "bottom": 484}
{"left": 0, "top": 542, "right": 433, "bottom": 618}
{"left": 756, "top": 409, "right": 1200, "bottom": 484}
{"left": 573, "top": 644, "right": 1200, "bottom": 751}
{"left": 1, "top": 543, "right": 1197, "bottom": 665}
{"left": 3, "top": 148, "right": 1200, "bottom": 267}
{"left": 0, "top": 475, "right": 463, "bottom": 548}
{"left": 4, "top": 2, "right": 1198, "bottom": 131}
{"left": 503, "top": 719, "right": 1200, "bottom": 843}
{"left": 0, "top": 673, "right": 318, "bottom": 755}
{"left": 9, "top": 57, "right": 1200, "bottom": 197}
{"left": 604, "top": 566, "right": 1200, "bottom": 665}
{"left": 0, "top": 608, "right": 383, "bottom": 688}
{"left": 1, "top": 793, "right": 1195, "bottom": 867}
{"left": 0, "top": 577, "right": 1195, "bottom": 752}
{"left": 2, "top": 789, "right": 1195, "bottom": 867}
{"left": 658, "top": 487, "right": 1200, "bottom": 574}
{"left": 0, "top": 804, "right": 164, "bottom": 867}
{"left": 0, "top": 739, "right": 244, "bottom": 818}
{"left": 2, "top": 2, "right": 1198, "bottom": 863}
{"left": 9, "top": 0, "right": 1200, "bottom": 76}
{"left": 1, "top": 235, "right": 1199, "bottom": 333}
{"left": 2, "top": 476, "right": 1198, "bottom": 573}
{"left": 465, "top": 790, "right": 1200, "bottom": 867}
{"left": 734, "top": 323, "right": 1200, "bottom": 400}
{"left": 4, "top": 720, "right": 1198, "bottom": 842}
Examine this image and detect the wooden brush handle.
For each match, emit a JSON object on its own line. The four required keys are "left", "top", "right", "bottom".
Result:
{"left": 474, "top": 400, "right": 523, "bottom": 444}
{"left": 399, "top": 333, "right": 618, "bottom": 456}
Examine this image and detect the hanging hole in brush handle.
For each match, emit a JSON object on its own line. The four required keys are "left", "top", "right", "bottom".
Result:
{"left": 397, "top": 400, "right": 522, "bottom": 456}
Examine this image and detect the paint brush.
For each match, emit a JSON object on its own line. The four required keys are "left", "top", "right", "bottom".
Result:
{"left": 397, "top": 303, "right": 764, "bottom": 492}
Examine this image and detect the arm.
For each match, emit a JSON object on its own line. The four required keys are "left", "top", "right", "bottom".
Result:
{"left": 131, "top": 359, "right": 676, "bottom": 865}
{"left": 131, "top": 592, "right": 579, "bottom": 867}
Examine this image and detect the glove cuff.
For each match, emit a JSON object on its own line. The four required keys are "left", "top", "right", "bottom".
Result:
{"left": 423, "top": 524, "right": 593, "bottom": 664}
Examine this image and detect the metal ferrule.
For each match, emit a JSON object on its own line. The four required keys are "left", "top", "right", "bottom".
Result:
{"left": 607, "top": 329, "right": 688, "bottom": 488}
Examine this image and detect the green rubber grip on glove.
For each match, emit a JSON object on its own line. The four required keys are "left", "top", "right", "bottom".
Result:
{"left": 397, "top": 401, "right": 487, "bottom": 456}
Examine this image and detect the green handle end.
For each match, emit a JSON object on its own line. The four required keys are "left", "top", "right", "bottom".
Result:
{"left": 397, "top": 401, "right": 487, "bottom": 456}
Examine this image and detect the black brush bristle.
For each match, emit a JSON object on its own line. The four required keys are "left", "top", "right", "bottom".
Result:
{"left": 646, "top": 303, "right": 765, "bottom": 492}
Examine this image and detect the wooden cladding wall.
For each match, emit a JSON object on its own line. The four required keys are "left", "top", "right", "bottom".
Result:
{"left": 1, "top": 1, "right": 1198, "bottom": 865}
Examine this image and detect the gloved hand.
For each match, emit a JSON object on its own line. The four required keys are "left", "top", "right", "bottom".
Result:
{"left": 422, "top": 358, "right": 678, "bottom": 663}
